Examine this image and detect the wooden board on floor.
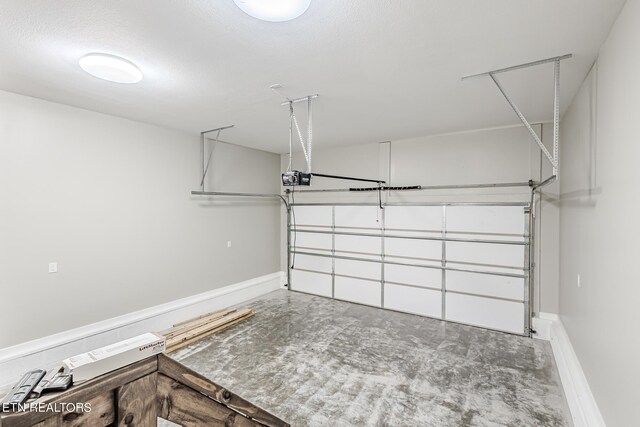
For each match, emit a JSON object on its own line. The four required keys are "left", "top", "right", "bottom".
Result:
{"left": 163, "top": 308, "right": 237, "bottom": 339}
{"left": 164, "top": 308, "right": 255, "bottom": 353}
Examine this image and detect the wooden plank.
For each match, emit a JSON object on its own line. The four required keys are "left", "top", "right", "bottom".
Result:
{"left": 174, "top": 308, "right": 237, "bottom": 328}
{"left": 162, "top": 309, "right": 237, "bottom": 339}
{"left": 116, "top": 374, "right": 157, "bottom": 427}
{"left": 165, "top": 309, "right": 254, "bottom": 350}
{"left": 158, "top": 354, "right": 289, "bottom": 427}
{"left": 165, "top": 311, "right": 255, "bottom": 353}
{"left": 157, "top": 374, "right": 259, "bottom": 427}
{"left": 0, "top": 357, "right": 158, "bottom": 427}
{"left": 168, "top": 309, "right": 253, "bottom": 344}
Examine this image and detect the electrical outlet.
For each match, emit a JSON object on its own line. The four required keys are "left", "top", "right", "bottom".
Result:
{"left": 227, "top": 241, "right": 232, "bottom": 248}
{"left": 577, "top": 274, "right": 581, "bottom": 288}
{"left": 48, "top": 262, "right": 58, "bottom": 273}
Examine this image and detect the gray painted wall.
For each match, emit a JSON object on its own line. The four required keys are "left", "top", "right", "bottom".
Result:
{"left": 0, "top": 90, "right": 282, "bottom": 348}
{"left": 281, "top": 125, "right": 560, "bottom": 314}
{"left": 559, "top": 1, "right": 639, "bottom": 425}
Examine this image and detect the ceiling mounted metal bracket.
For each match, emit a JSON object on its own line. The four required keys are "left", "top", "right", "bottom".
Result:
{"left": 462, "top": 54, "right": 572, "bottom": 177}
{"left": 280, "top": 94, "right": 319, "bottom": 106}
{"left": 200, "top": 125, "right": 234, "bottom": 191}
{"left": 282, "top": 94, "right": 318, "bottom": 174}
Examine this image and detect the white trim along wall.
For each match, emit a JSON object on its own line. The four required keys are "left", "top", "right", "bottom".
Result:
{"left": 0, "top": 272, "right": 285, "bottom": 389}
{"left": 533, "top": 313, "right": 605, "bottom": 427}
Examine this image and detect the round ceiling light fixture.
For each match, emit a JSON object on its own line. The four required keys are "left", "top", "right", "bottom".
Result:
{"left": 79, "top": 53, "right": 143, "bottom": 84}
{"left": 233, "top": 0, "right": 311, "bottom": 22}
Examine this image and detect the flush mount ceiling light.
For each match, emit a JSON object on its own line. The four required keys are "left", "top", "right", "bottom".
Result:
{"left": 79, "top": 54, "right": 143, "bottom": 84}
{"left": 233, "top": 0, "right": 311, "bottom": 22}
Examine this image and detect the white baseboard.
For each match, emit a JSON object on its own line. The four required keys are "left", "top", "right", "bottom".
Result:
{"left": 0, "top": 271, "right": 285, "bottom": 388}
{"left": 531, "top": 312, "right": 557, "bottom": 341}
{"left": 533, "top": 312, "right": 605, "bottom": 427}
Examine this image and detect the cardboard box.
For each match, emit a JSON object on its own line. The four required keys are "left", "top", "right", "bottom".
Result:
{"left": 62, "top": 332, "right": 165, "bottom": 383}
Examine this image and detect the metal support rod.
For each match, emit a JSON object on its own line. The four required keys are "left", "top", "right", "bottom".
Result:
{"left": 553, "top": 59, "right": 561, "bottom": 176}
{"left": 524, "top": 204, "right": 533, "bottom": 336}
{"left": 293, "top": 250, "right": 527, "bottom": 279}
{"left": 291, "top": 201, "right": 530, "bottom": 207}
{"left": 461, "top": 54, "right": 572, "bottom": 80}
{"left": 191, "top": 191, "right": 289, "bottom": 210}
{"left": 200, "top": 129, "right": 221, "bottom": 188}
{"left": 532, "top": 175, "right": 557, "bottom": 190}
{"left": 489, "top": 73, "right": 556, "bottom": 167}
{"left": 280, "top": 94, "right": 319, "bottom": 106}
{"left": 288, "top": 105, "right": 293, "bottom": 172}
{"left": 291, "top": 228, "right": 528, "bottom": 246}
{"left": 292, "top": 181, "right": 531, "bottom": 193}
{"left": 201, "top": 125, "right": 235, "bottom": 135}
{"left": 291, "top": 102, "right": 311, "bottom": 171}
{"left": 201, "top": 133, "right": 205, "bottom": 192}
{"left": 287, "top": 198, "right": 292, "bottom": 288}
{"left": 307, "top": 96, "right": 312, "bottom": 174}
{"left": 380, "top": 207, "right": 385, "bottom": 307}
{"left": 441, "top": 206, "right": 447, "bottom": 320}
{"left": 331, "top": 206, "right": 336, "bottom": 298}
{"left": 199, "top": 125, "right": 234, "bottom": 192}
{"left": 192, "top": 190, "right": 282, "bottom": 198}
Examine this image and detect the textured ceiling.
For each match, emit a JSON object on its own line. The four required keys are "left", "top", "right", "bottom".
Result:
{"left": 0, "top": 0, "right": 626, "bottom": 153}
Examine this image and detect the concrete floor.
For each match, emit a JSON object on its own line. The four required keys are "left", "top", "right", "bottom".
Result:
{"left": 167, "top": 290, "right": 571, "bottom": 426}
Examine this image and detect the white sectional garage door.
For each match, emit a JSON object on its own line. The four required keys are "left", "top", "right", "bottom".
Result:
{"left": 289, "top": 203, "right": 530, "bottom": 335}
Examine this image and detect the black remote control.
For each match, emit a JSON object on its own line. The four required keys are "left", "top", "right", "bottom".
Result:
{"left": 0, "top": 369, "right": 46, "bottom": 410}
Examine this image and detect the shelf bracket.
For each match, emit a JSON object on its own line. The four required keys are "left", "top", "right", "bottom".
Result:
{"left": 200, "top": 125, "right": 234, "bottom": 191}
{"left": 463, "top": 54, "right": 571, "bottom": 177}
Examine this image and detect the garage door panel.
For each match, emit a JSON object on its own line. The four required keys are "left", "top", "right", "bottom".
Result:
{"left": 335, "top": 235, "right": 381, "bottom": 257}
{"left": 446, "top": 271, "right": 524, "bottom": 301}
{"left": 335, "top": 206, "right": 381, "bottom": 229}
{"left": 385, "top": 237, "right": 441, "bottom": 261}
{"left": 446, "top": 206, "right": 525, "bottom": 235}
{"left": 384, "top": 264, "right": 441, "bottom": 289}
{"left": 446, "top": 293, "right": 524, "bottom": 334}
{"left": 334, "top": 276, "right": 381, "bottom": 307}
{"left": 292, "top": 254, "right": 332, "bottom": 273}
{"left": 335, "top": 259, "right": 380, "bottom": 281}
{"left": 384, "top": 284, "right": 442, "bottom": 318}
{"left": 291, "top": 270, "right": 332, "bottom": 297}
{"left": 294, "top": 231, "right": 332, "bottom": 250}
{"left": 293, "top": 206, "right": 333, "bottom": 227}
{"left": 446, "top": 241, "right": 524, "bottom": 268}
{"left": 385, "top": 206, "right": 442, "bottom": 231}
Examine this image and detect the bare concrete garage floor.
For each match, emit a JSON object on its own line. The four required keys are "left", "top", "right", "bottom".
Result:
{"left": 168, "top": 290, "right": 571, "bottom": 426}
